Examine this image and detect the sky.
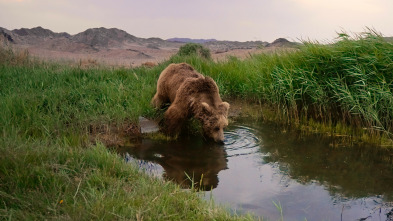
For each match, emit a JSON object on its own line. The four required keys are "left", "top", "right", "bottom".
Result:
{"left": 1, "top": 0, "right": 392, "bottom": 42}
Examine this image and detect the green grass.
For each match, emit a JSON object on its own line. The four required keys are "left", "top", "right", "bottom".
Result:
{"left": 169, "top": 31, "right": 393, "bottom": 145}
{"left": 0, "top": 46, "right": 253, "bottom": 220}
{"left": 1, "top": 139, "right": 252, "bottom": 220}
{"left": 0, "top": 63, "right": 158, "bottom": 138}
{"left": 1, "top": 30, "right": 393, "bottom": 220}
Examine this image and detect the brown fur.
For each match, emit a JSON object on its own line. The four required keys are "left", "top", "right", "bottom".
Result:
{"left": 152, "top": 63, "right": 230, "bottom": 142}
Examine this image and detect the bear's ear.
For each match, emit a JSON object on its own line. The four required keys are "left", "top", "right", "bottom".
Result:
{"left": 201, "top": 102, "right": 212, "bottom": 113}
{"left": 219, "top": 102, "right": 230, "bottom": 116}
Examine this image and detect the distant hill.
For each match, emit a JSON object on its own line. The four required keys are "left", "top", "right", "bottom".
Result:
{"left": 0, "top": 26, "right": 302, "bottom": 67}
{"left": 384, "top": 37, "right": 393, "bottom": 42}
{"left": 72, "top": 27, "right": 139, "bottom": 47}
{"left": 12, "top": 26, "right": 70, "bottom": 38}
{"left": 0, "top": 26, "right": 279, "bottom": 52}
{"left": 167, "top": 38, "right": 217, "bottom": 44}
{"left": 0, "top": 28, "right": 14, "bottom": 43}
{"left": 266, "top": 38, "right": 300, "bottom": 48}
{"left": 0, "top": 26, "right": 297, "bottom": 56}
{"left": 0, "top": 26, "right": 185, "bottom": 52}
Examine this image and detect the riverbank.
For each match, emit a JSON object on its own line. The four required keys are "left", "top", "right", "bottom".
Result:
{"left": 1, "top": 31, "right": 393, "bottom": 219}
{"left": 168, "top": 32, "right": 393, "bottom": 147}
{"left": 0, "top": 47, "right": 254, "bottom": 220}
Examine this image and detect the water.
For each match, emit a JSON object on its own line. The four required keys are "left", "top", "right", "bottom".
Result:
{"left": 116, "top": 119, "right": 393, "bottom": 220}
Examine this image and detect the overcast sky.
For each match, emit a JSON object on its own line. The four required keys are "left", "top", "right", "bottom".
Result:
{"left": 1, "top": 0, "right": 392, "bottom": 42}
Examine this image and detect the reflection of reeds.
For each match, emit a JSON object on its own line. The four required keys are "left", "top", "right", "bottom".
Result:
{"left": 273, "top": 201, "right": 283, "bottom": 221}
{"left": 170, "top": 30, "right": 393, "bottom": 144}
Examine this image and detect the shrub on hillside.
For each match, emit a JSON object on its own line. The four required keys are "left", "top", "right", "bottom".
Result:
{"left": 177, "top": 43, "right": 211, "bottom": 59}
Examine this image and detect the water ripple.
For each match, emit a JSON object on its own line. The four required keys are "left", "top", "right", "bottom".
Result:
{"left": 224, "top": 125, "right": 261, "bottom": 157}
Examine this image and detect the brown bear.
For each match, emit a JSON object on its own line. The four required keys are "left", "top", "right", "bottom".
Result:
{"left": 152, "top": 63, "right": 230, "bottom": 143}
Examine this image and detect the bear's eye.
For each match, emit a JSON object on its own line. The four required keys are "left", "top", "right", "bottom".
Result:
{"left": 214, "top": 127, "right": 220, "bottom": 132}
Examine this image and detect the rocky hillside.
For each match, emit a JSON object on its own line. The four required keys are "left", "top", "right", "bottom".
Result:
{"left": 266, "top": 38, "right": 300, "bottom": 48}
{"left": 0, "top": 26, "right": 299, "bottom": 66}
{"left": 72, "top": 27, "right": 138, "bottom": 48}
{"left": 0, "top": 26, "right": 277, "bottom": 52}
{"left": 0, "top": 26, "right": 186, "bottom": 52}
{"left": 1, "top": 26, "right": 69, "bottom": 45}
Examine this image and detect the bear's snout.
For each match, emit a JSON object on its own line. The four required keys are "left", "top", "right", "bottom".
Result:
{"left": 210, "top": 128, "right": 225, "bottom": 143}
{"left": 205, "top": 115, "right": 228, "bottom": 143}
{"left": 214, "top": 134, "right": 225, "bottom": 143}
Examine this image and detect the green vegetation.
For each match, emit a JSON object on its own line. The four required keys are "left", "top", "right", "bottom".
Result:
{"left": 177, "top": 43, "right": 212, "bottom": 60}
{"left": 1, "top": 30, "right": 393, "bottom": 219}
{"left": 170, "top": 31, "right": 393, "bottom": 145}
{"left": 0, "top": 45, "right": 252, "bottom": 220}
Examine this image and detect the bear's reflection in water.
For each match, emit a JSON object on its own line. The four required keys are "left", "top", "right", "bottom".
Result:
{"left": 117, "top": 136, "right": 228, "bottom": 190}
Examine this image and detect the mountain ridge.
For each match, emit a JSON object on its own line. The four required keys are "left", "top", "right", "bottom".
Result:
{"left": 0, "top": 26, "right": 298, "bottom": 67}
{"left": 0, "top": 26, "right": 272, "bottom": 50}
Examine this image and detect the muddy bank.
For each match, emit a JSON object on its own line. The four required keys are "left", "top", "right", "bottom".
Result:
{"left": 89, "top": 99, "right": 393, "bottom": 148}
{"left": 88, "top": 122, "right": 140, "bottom": 147}
{"left": 88, "top": 99, "right": 258, "bottom": 147}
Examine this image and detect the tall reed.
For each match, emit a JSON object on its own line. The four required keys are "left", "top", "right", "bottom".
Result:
{"left": 170, "top": 31, "right": 393, "bottom": 141}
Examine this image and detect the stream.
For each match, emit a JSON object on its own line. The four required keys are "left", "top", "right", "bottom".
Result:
{"left": 116, "top": 119, "right": 393, "bottom": 220}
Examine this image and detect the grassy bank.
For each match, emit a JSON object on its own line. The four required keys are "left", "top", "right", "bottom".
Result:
{"left": 170, "top": 32, "right": 393, "bottom": 146}
{"left": 1, "top": 31, "right": 393, "bottom": 219}
{"left": 0, "top": 46, "right": 253, "bottom": 220}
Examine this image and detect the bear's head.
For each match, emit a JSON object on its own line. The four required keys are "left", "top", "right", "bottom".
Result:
{"left": 200, "top": 102, "right": 230, "bottom": 143}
